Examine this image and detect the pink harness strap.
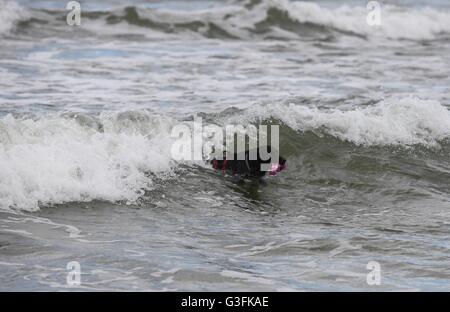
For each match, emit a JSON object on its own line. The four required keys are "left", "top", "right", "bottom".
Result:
{"left": 222, "top": 159, "right": 228, "bottom": 174}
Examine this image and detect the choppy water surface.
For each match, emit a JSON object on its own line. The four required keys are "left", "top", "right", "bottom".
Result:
{"left": 1, "top": 0, "right": 450, "bottom": 291}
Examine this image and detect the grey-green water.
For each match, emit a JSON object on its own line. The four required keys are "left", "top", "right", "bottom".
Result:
{"left": 1, "top": 0, "right": 450, "bottom": 291}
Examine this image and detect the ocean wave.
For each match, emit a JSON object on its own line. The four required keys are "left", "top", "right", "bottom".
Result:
{"left": 1, "top": 97, "right": 449, "bottom": 211}
{"left": 13, "top": 0, "right": 450, "bottom": 40}
{"left": 229, "top": 97, "right": 450, "bottom": 146}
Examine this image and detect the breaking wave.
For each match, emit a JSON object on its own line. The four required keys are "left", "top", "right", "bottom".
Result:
{"left": 1, "top": 97, "right": 449, "bottom": 211}
{"left": 8, "top": 0, "right": 450, "bottom": 40}
{"left": 234, "top": 97, "right": 450, "bottom": 146}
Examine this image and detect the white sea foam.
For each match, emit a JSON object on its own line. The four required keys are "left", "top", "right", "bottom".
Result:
{"left": 238, "top": 97, "right": 450, "bottom": 146}
{"left": 0, "top": 0, "right": 28, "bottom": 36}
{"left": 0, "top": 111, "right": 176, "bottom": 211}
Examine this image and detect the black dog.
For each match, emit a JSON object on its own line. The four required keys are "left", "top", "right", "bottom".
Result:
{"left": 211, "top": 146, "right": 286, "bottom": 179}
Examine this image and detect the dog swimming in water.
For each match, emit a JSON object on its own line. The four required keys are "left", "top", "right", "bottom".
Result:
{"left": 210, "top": 145, "right": 286, "bottom": 180}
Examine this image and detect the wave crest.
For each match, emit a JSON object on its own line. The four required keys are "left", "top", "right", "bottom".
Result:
{"left": 0, "top": 111, "right": 175, "bottom": 211}
{"left": 230, "top": 97, "right": 450, "bottom": 146}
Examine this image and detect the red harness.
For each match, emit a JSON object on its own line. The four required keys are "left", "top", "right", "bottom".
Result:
{"left": 213, "top": 159, "right": 228, "bottom": 174}
{"left": 222, "top": 159, "right": 228, "bottom": 174}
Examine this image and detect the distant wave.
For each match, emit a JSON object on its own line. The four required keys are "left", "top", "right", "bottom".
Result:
{"left": 6, "top": 0, "right": 450, "bottom": 40}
